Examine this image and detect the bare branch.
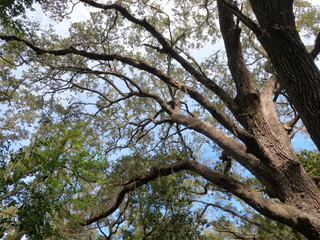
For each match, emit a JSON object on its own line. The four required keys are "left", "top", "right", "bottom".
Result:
{"left": 195, "top": 199, "right": 263, "bottom": 227}
{"left": 216, "top": 225, "right": 256, "bottom": 239}
{"left": 221, "top": 0, "right": 262, "bottom": 36}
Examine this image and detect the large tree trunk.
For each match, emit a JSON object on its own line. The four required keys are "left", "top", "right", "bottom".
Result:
{"left": 218, "top": 1, "right": 320, "bottom": 238}
{"left": 249, "top": 0, "right": 320, "bottom": 151}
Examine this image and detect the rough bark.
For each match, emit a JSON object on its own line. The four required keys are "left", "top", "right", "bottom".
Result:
{"left": 248, "top": 0, "right": 320, "bottom": 151}
{"left": 219, "top": 1, "right": 320, "bottom": 238}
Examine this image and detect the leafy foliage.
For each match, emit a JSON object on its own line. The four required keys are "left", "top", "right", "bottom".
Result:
{"left": 299, "top": 150, "right": 320, "bottom": 188}
{"left": 0, "top": 0, "right": 41, "bottom": 33}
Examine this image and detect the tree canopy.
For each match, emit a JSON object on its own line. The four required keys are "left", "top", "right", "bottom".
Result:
{"left": 0, "top": 0, "right": 320, "bottom": 239}
{"left": 0, "top": 0, "right": 41, "bottom": 32}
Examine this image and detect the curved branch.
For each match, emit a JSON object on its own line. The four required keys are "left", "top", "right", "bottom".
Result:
{"left": 84, "top": 158, "right": 310, "bottom": 237}
{"left": 186, "top": 160, "right": 315, "bottom": 236}
{"left": 79, "top": 0, "right": 236, "bottom": 111}
{"left": 83, "top": 159, "right": 190, "bottom": 225}
{"left": 169, "top": 112, "right": 263, "bottom": 182}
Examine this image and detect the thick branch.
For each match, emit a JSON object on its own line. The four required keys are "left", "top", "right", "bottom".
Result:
{"left": 260, "top": 76, "right": 293, "bottom": 149}
{"left": 169, "top": 112, "right": 271, "bottom": 183}
{"left": 221, "top": 0, "right": 262, "bottom": 36}
{"left": 84, "top": 159, "right": 191, "bottom": 225}
{"left": 84, "top": 158, "right": 310, "bottom": 237}
{"left": 217, "top": 0, "right": 258, "bottom": 100}
{"left": 186, "top": 160, "right": 316, "bottom": 237}
{"left": 249, "top": 0, "right": 320, "bottom": 151}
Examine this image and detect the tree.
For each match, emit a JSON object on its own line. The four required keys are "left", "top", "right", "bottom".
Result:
{"left": 0, "top": 0, "right": 320, "bottom": 239}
